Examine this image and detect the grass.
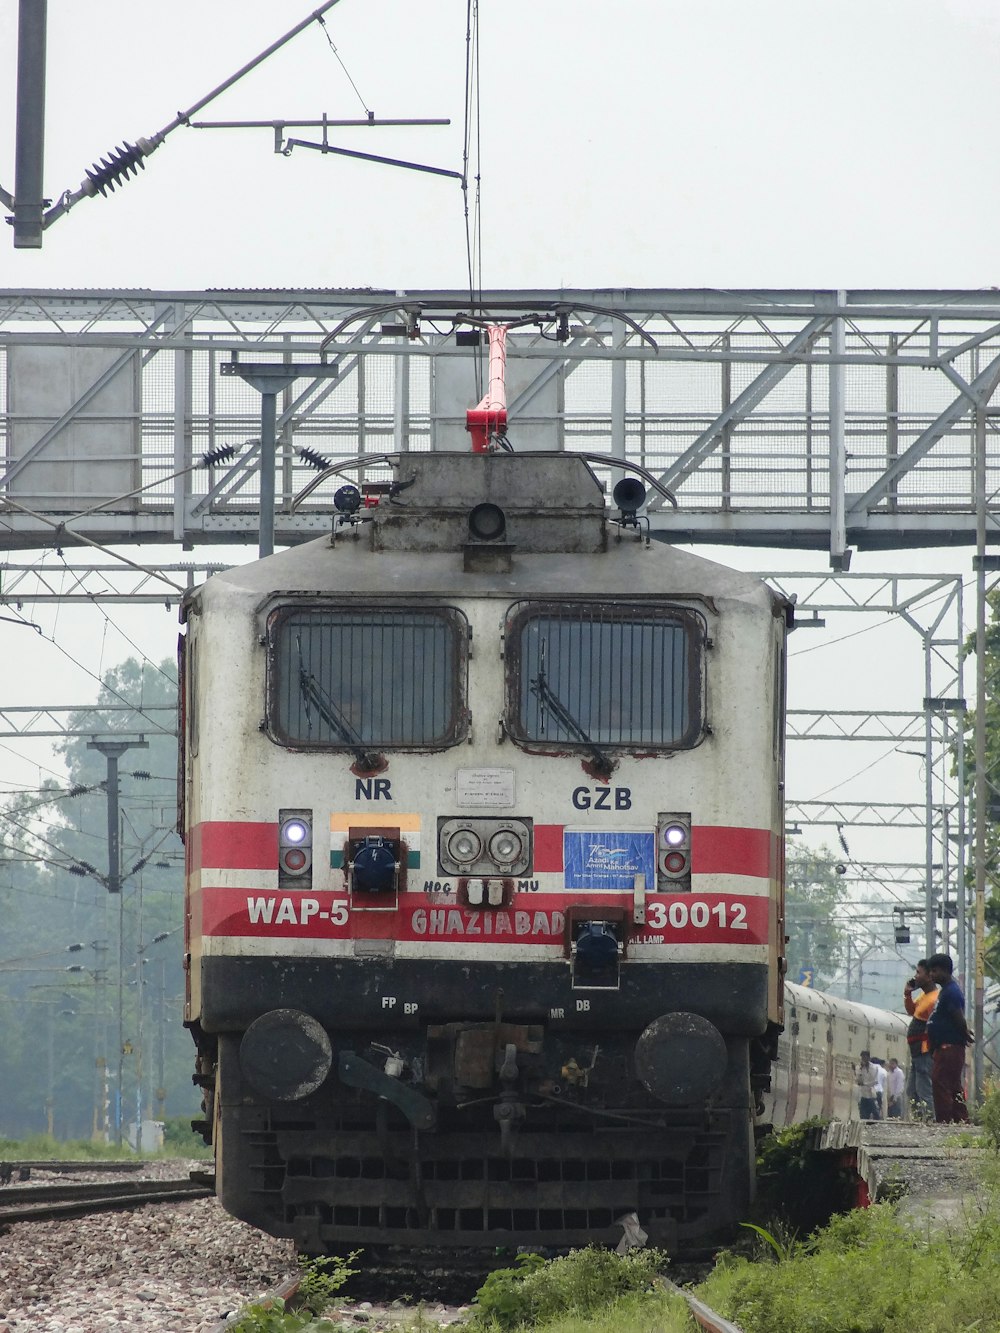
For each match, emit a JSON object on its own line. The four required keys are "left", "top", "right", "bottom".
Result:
{"left": 466, "top": 1247, "right": 686, "bottom": 1333}
{"left": 697, "top": 1190, "right": 1000, "bottom": 1333}
{"left": 0, "top": 1119, "right": 212, "bottom": 1161}
{"left": 224, "top": 1248, "right": 692, "bottom": 1333}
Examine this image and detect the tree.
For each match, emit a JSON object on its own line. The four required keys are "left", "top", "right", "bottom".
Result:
{"left": 0, "top": 656, "right": 195, "bottom": 1140}
{"left": 784, "top": 844, "right": 851, "bottom": 990}
{"left": 958, "top": 589, "right": 1000, "bottom": 982}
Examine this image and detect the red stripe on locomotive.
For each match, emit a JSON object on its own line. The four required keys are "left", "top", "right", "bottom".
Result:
{"left": 690, "top": 825, "right": 772, "bottom": 878}
{"left": 190, "top": 820, "right": 278, "bottom": 870}
{"left": 189, "top": 821, "right": 778, "bottom": 880}
{"left": 194, "top": 887, "right": 769, "bottom": 945}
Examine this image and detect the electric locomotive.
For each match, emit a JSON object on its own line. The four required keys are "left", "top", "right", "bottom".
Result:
{"left": 180, "top": 443, "right": 789, "bottom": 1256}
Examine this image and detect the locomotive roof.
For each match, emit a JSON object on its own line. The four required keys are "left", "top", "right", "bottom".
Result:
{"left": 195, "top": 531, "right": 776, "bottom": 609}
{"left": 192, "top": 452, "right": 779, "bottom": 613}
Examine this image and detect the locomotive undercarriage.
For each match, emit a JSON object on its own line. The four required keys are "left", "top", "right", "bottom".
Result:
{"left": 210, "top": 1021, "right": 756, "bottom": 1255}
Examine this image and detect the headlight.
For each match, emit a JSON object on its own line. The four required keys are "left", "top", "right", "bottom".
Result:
{"left": 447, "top": 828, "right": 482, "bottom": 863}
{"left": 438, "top": 817, "right": 532, "bottom": 876}
{"left": 662, "top": 823, "right": 686, "bottom": 847}
{"left": 489, "top": 829, "right": 522, "bottom": 865}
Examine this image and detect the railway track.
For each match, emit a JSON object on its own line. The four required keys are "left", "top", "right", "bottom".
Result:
{"left": 1, "top": 1158, "right": 145, "bottom": 1173}
{"left": 0, "top": 1175, "right": 213, "bottom": 1224}
{"left": 661, "top": 1277, "right": 745, "bottom": 1333}
{"left": 207, "top": 1276, "right": 302, "bottom": 1333}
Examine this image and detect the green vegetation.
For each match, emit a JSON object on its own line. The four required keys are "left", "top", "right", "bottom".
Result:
{"left": 784, "top": 845, "right": 850, "bottom": 990}
{"left": 225, "top": 1254, "right": 360, "bottom": 1332}
{"left": 754, "top": 1116, "right": 853, "bottom": 1234}
{"left": 224, "top": 1248, "right": 690, "bottom": 1333}
{"left": 698, "top": 1188, "right": 1000, "bottom": 1333}
{"left": 0, "top": 1120, "right": 210, "bottom": 1160}
{"left": 0, "top": 657, "right": 197, "bottom": 1141}
{"left": 161, "top": 1114, "right": 213, "bottom": 1156}
{"left": 979, "top": 1080, "right": 1000, "bottom": 1152}
{"left": 468, "top": 1247, "right": 679, "bottom": 1332}
{"left": 0, "top": 1132, "right": 145, "bottom": 1160}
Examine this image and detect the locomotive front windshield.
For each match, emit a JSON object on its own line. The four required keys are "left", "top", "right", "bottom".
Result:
{"left": 269, "top": 606, "right": 467, "bottom": 749}
{"left": 508, "top": 602, "right": 702, "bottom": 750}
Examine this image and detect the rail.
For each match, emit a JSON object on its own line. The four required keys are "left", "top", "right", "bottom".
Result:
{"left": 0, "top": 1176, "right": 212, "bottom": 1224}
{"left": 660, "top": 1277, "right": 745, "bottom": 1333}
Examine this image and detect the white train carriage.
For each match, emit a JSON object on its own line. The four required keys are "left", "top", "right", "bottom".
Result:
{"left": 180, "top": 450, "right": 788, "bottom": 1254}
{"left": 767, "top": 982, "right": 909, "bottom": 1125}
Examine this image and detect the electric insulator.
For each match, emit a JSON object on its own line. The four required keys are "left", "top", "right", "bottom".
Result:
{"left": 84, "top": 141, "right": 147, "bottom": 197}
{"left": 298, "top": 447, "right": 333, "bottom": 472}
{"left": 200, "top": 444, "right": 238, "bottom": 468}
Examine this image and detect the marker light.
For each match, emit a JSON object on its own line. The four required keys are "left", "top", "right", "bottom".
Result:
{"left": 657, "top": 813, "right": 691, "bottom": 887}
{"left": 282, "top": 819, "right": 309, "bottom": 845}
{"left": 278, "top": 810, "right": 313, "bottom": 885}
{"left": 489, "top": 829, "right": 522, "bottom": 865}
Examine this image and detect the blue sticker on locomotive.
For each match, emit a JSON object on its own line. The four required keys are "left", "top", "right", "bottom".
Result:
{"left": 563, "top": 831, "right": 655, "bottom": 890}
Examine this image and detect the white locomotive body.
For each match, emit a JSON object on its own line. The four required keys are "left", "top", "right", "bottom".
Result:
{"left": 182, "top": 450, "right": 791, "bottom": 1254}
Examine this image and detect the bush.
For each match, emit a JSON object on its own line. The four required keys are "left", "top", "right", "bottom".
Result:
{"left": 977, "top": 1079, "right": 1000, "bottom": 1152}
{"left": 470, "top": 1246, "right": 668, "bottom": 1331}
{"left": 225, "top": 1254, "right": 359, "bottom": 1332}
{"left": 698, "top": 1197, "right": 1000, "bottom": 1333}
{"left": 161, "top": 1116, "right": 212, "bottom": 1156}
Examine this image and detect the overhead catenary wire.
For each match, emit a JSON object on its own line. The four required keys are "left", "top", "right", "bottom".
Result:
{"left": 55, "top": 551, "right": 177, "bottom": 688}
{"left": 34, "top": 2, "right": 350, "bottom": 229}
{"left": 315, "top": 13, "right": 371, "bottom": 117}
{"left": 0, "top": 606, "right": 174, "bottom": 735}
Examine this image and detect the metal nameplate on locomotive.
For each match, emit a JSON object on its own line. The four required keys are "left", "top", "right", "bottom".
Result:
{"left": 454, "top": 767, "right": 515, "bottom": 808}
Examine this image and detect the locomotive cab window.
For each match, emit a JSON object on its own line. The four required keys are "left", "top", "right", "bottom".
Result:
{"left": 266, "top": 605, "right": 468, "bottom": 750}
{"left": 505, "top": 601, "right": 704, "bottom": 752}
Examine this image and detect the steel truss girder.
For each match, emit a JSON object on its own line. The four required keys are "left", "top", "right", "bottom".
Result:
{"left": 2, "top": 287, "right": 1000, "bottom": 554}
{"left": 0, "top": 704, "right": 175, "bottom": 738}
{"left": 0, "top": 562, "right": 228, "bottom": 604}
{"left": 786, "top": 800, "right": 926, "bottom": 829}
{"left": 772, "top": 569, "right": 966, "bottom": 975}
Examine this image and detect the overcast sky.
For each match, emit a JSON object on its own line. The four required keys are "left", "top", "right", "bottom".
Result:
{"left": 0, "top": 1, "right": 992, "bottom": 929}
{"left": 2, "top": 0, "right": 1000, "bottom": 290}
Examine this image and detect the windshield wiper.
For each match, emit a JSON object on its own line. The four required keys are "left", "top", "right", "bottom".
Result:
{"left": 530, "top": 647, "right": 614, "bottom": 777}
{"left": 297, "top": 649, "right": 380, "bottom": 771}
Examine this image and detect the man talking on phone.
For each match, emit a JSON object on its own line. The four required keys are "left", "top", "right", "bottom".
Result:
{"left": 926, "top": 953, "right": 973, "bottom": 1124}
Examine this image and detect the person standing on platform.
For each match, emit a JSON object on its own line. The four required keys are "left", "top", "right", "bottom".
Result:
{"left": 870, "top": 1057, "right": 887, "bottom": 1119}
{"left": 855, "top": 1050, "right": 879, "bottom": 1121}
{"left": 926, "top": 953, "right": 973, "bottom": 1124}
{"left": 886, "top": 1057, "right": 905, "bottom": 1118}
{"left": 904, "top": 959, "right": 938, "bottom": 1116}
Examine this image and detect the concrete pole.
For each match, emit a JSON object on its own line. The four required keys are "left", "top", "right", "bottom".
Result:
{"left": 87, "top": 738, "right": 148, "bottom": 1146}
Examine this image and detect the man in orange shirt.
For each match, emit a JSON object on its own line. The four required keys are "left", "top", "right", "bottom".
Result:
{"left": 904, "top": 958, "right": 938, "bottom": 1116}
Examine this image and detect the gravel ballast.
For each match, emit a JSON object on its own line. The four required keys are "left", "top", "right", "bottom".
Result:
{"left": 0, "top": 1160, "right": 470, "bottom": 1331}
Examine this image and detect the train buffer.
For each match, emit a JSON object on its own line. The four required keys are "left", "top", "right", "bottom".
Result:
{"left": 808, "top": 1119, "right": 988, "bottom": 1226}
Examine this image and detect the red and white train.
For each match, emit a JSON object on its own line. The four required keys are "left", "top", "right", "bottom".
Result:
{"left": 179, "top": 437, "right": 902, "bottom": 1256}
